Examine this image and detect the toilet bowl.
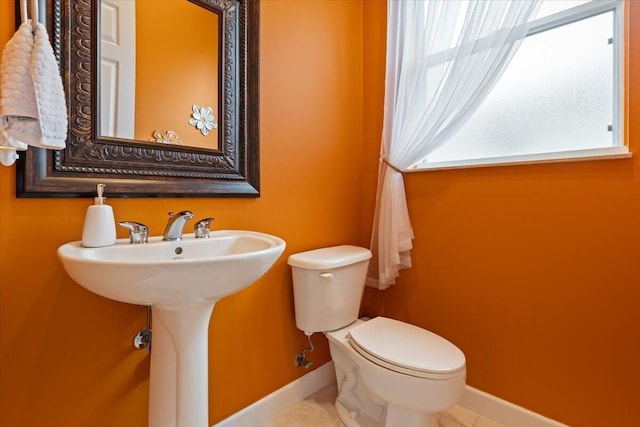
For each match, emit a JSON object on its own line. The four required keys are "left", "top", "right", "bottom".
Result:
{"left": 327, "top": 318, "right": 466, "bottom": 427}
{"left": 288, "top": 246, "right": 466, "bottom": 427}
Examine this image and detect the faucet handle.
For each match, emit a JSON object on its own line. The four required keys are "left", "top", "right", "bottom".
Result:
{"left": 118, "top": 221, "right": 149, "bottom": 244}
{"left": 194, "top": 217, "right": 214, "bottom": 238}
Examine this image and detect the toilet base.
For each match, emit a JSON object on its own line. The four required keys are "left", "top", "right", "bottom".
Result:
{"left": 335, "top": 400, "right": 379, "bottom": 427}
{"left": 333, "top": 359, "right": 386, "bottom": 427}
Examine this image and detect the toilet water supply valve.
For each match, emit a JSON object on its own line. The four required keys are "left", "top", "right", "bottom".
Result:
{"left": 134, "top": 305, "right": 152, "bottom": 353}
{"left": 295, "top": 334, "right": 315, "bottom": 369}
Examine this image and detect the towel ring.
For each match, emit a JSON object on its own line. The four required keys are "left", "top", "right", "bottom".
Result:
{"left": 20, "top": 0, "right": 39, "bottom": 31}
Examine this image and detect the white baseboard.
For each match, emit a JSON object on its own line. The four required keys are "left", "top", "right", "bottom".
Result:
{"left": 214, "top": 363, "right": 567, "bottom": 427}
{"left": 213, "top": 361, "right": 336, "bottom": 427}
{"left": 459, "top": 386, "right": 569, "bottom": 427}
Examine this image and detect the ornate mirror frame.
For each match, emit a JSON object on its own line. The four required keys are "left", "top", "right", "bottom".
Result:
{"left": 16, "top": 0, "right": 260, "bottom": 197}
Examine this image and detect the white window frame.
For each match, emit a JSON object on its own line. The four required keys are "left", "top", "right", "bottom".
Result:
{"left": 412, "top": 0, "right": 630, "bottom": 172}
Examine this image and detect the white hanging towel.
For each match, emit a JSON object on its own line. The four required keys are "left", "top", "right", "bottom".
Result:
{"left": 0, "top": 21, "right": 34, "bottom": 165}
{"left": 31, "top": 22, "right": 67, "bottom": 148}
{"left": 0, "top": 20, "right": 67, "bottom": 166}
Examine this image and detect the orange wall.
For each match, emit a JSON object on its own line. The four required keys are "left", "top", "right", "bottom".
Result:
{"left": 361, "top": 1, "right": 640, "bottom": 426}
{"left": 0, "top": 1, "right": 363, "bottom": 425}
{"left": 134, "top": 0, "right": 219, "bottom": 149}
{"left": 4, "top": 1, "right": 640, "bottom": 426}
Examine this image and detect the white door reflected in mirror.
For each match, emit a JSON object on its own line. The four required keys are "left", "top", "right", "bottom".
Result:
{"left": 98, "top": 0, "right": 220, "bottom": 150}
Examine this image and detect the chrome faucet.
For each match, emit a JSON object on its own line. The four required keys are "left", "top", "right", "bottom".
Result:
{"left": 163, "top": 211, "right": 194, "bottom": 241}
{"left": 118, "top": 221, "right": 149, "bottom": 244}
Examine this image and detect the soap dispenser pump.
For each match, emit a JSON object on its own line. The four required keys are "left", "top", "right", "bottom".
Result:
{"left": 81, "top": 184, "right": 117, "bottom": 247}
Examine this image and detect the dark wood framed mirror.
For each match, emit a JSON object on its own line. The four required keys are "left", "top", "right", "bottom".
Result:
{"left": 16, "top": 0, "right": 259, "bottom": 197}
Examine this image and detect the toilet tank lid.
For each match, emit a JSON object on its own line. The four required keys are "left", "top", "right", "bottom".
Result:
{"left": 287, "top": 245, "right": 372, "bottom": 270}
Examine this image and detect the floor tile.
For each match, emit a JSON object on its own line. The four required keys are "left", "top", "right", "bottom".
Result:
{"left": 473, "top": 416, "right": 505, "bottom": 427}
{"left": 265, "top": 383, "right": 504, "bottom": 427}
{"left": 264, "top": 401, "right": 342, "bottom": 427}
{"left": 302, "top": 383, "right": 340, "bottom": 420}
{"left": 437, "top": 414, "right": 467, "bottom": 427}
{"left": 441, "top": 404, "right": 481, "bottom": 427}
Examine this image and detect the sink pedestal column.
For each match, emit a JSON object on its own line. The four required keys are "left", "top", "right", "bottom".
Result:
{"left": 148, "top": 302, "right": 216, "bottom": 427}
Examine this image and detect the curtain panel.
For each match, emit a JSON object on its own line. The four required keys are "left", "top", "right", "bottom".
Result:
{"left": 368, "top": 0, "right": 541, "bottom": 289}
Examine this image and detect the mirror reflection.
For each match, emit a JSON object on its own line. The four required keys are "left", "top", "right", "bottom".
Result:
{"left": 99, "top": 0, "right": 219, "bottom": 150}
{"left": 17, "top": 0, "right": 259, "bottom": 198}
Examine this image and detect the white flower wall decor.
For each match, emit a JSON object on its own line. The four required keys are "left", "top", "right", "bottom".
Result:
{"left": 189, "top": 105, "right": 217, "bottom": 136}
{"left": 150, "top": 130, "right": 182, "bottom": 145}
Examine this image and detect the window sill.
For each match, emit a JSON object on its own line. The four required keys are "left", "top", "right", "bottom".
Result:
{"left": 409, "top": 146, "right": 632, "bottom": 172}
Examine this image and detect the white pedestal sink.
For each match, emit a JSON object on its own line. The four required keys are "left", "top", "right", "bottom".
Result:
{"left": 58, "top": 230, "right": 286, "bottom": 427}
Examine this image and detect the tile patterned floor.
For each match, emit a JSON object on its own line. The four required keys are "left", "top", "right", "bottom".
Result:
{"left": 265, "top": 383, "right": 505, "bottom": 427}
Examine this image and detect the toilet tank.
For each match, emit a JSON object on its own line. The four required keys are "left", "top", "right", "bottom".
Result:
{"left": 287, "top": 245, "right": 372, "bottom": 335}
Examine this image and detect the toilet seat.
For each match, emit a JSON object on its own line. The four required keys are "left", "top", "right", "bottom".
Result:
{"left": 348, "top": 317, "right": 466, "bottom": 380}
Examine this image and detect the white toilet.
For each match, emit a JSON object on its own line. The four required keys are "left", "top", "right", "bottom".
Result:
{"left": 288, "top": 245, "right": 466, "bottom": 427}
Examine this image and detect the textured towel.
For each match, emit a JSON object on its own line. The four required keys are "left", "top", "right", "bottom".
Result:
{"left": 0, "top": 20, "right": 67, "bottom": 165}
{"left": 31, "top": 22, "right": 67, "bottom": 148}
{"left": 0, "top": 21, "right": 34, "bottom": 165}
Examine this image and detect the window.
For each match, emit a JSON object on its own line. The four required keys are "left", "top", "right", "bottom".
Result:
{"left": 415, "top": 0, "right": 628, "bottom": 170}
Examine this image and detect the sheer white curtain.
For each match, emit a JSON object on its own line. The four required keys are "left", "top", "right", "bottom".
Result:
{"left": 368, "top": 0, "right": 541, "bottom": 290}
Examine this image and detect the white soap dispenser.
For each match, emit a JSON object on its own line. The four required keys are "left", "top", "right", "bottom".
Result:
{"left": 81, "top": 183, "right": 117, "bottom": 247}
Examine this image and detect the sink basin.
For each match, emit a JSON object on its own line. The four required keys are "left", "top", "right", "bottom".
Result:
{"left": 58, "top": 229, "right": 286, "bottom": 308}
{"left": 58, "top": 229, "right": 286, "bottom": 427}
